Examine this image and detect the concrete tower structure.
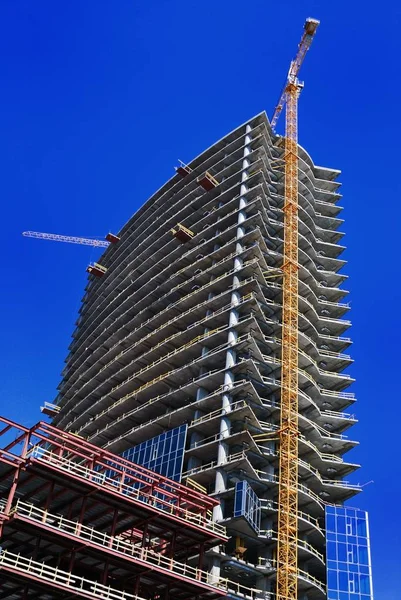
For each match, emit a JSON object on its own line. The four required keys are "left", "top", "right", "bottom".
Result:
{"left": 53, "top": 113, "right": 373, "bottom": 600}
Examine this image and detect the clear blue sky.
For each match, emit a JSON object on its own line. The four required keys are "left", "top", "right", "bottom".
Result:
{"left": 0, "top": 1, "right": 399, "bottom": 597}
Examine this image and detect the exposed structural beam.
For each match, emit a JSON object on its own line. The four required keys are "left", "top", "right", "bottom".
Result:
{"left": 270, "top": 17, "right": 320, "bottom": 600}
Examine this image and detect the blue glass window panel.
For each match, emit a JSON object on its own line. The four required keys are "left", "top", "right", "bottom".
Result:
{"left": 339, "top": 571, "right": 349, "bottom": 591}
{"left": 338, "top": 543, "right": 347, "bottom": 562}
{"left": 360, "top": 575, "right": 371, "bottom": 594}
{"left": 327, "top": 541, "right": 337, "bottom": 560}
{"left": 327, "top": 513, "right": 336, "bottom": 532}
{"left": 337, "top": 516, "right": 346, "bottom": 534}
{"left": 328, "top": 570, "right": 338, "bottom": 590}
{"left": 357, "top": 518, "right": 367, "bottom": 537}
{"left": 234, "top": 481, "right": 261, "bottom": 532}
{"left": 121, "top": 424, "right": 187, "bottom": 482}
{"left": 325, "top": 506, "right": 373, "bottom": 600}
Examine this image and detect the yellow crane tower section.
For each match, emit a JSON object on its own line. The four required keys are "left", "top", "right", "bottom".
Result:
{"left": 270, "top": 17, "right": 320, "bottom": 600}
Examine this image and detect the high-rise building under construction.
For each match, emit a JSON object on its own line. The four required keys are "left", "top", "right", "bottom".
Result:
{"left": 52, "top": 111, "right": 374, "bottom": 600}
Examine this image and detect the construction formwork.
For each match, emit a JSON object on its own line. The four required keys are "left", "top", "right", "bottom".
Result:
{"left": 51, "top": 112, "right": 359, "bottom": 599}
{"left": 0, "top": 416, "right": 268, "bottom": 600}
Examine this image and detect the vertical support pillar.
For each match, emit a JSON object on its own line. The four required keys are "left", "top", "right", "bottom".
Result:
{"left": 211, "top": 123, "right": 252, "bottom": 583}
{"left": 133, "top": 575, "right": 141, "bottom": 596}
{"left": 197, "top": 542, "right": 205, "bottom": 580}
{"left": 109, "top": 508, "right": 119, "bottom": 549}
{"left": 101, "top": 558, "right": 110, "bottom": 585}
{"left": 43, "top": 480, "right": 55, "bottom": 514}
{"left": 75, "top": 496, "right": 87, "bottom": 536}
{"left": 2, "top": 431, "right": 30, "bottom": 531}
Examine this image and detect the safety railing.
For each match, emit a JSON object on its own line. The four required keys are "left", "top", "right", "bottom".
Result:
{"left": 68, "top": 228, "right": 259, "bottom": 366}
{"left": 259, "top": 499, "right": 324, "bottom": 535}
{"left": 82, "top": 322, "right": 230, "bottom": 409}
{"left": 0, "top": 549, "right": 147, "bottom": 600}
{"left": 94, "top": 291, "right": 255, "bottom": 383}
{"left": 78, "top": 332, "right": 251, "bottom": 437}
{"left": 102, "top": 379, "right": 249, "bottom": 450}
{"left": 258, "top": 416, "right": 351, "bottom": 459}
{"left": 260, "top": 345, "right": 351, "bottom": 388}
{"left": 63, "top": 257, "right": 260, "bottom": 424}
{"left": 257, "top": 557, "right": 326, "bottom": 594}
{"left": 298, "top": 458, "right": 361, "bottom": 491}
{"left": 9, "top": 500, "right": 226, "bottom": 591}
{"left": 257, "top": 528, "right": 324, "bottom": 564}
{"left": 182, "top": 450, "right": 248, "bottom": 479}
{"left": 261, "top": 325, "right": 351, "bottom": 362}
{"left": 263, "top": 264, "right": 350, "bottom": 317}
{"left": 26, "top": 446, "right": 226, "bottom": 536}
{"left": 261, "top": 369, "right": 353, "bottom": 404}
{"left": 61, "top": 226, "right": 256, "bottom": 393}
{"left": 63, "top": 219, "right": 258, "bottom": 384}
{"left": 270, "top": 189, "right": 344, "bottom": 248}
{"left": 190, "top": 399, "right": 248, "bottom": 427}
{"left": 257, "top": 292, "right": 351, "bottom": 357}
{"left": 259, "top": 390, "right": 355, "bottom": 432}
{"left": 254, "top": 468, "right": 325, "bottom": 510}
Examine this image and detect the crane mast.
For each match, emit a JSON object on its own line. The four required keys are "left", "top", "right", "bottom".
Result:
{"left": 271, "top": 18, "right": 320, "bottom": 600}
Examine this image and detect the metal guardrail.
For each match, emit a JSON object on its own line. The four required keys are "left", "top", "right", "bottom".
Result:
{"left": 26, "top": 447, "right": 226, "bottom": 536}
{"left": 0, "top": 549, "right": 147, "bottom": 600}
{"left": 10, "top": 500, "right": 226, "bottom": 591}
{"left": 257, "top": 529, "right": 324, "bottom": 564}
{"left": 257, "top": 558, "right": 326, "bottom": 594}
{"left": 102, "top": 379, "right": 249, "bottom": 450}
{"left": 66, "top": 259, "right": 260, "bottom": 428}
{"left": 259, "top": 499, "right": 324, "bottom": 535}
{"left": 78, "top": 331, "right": 251, "bottom": 437}
{"left": 4, "top": 501, "right": 273, "bottom": 600}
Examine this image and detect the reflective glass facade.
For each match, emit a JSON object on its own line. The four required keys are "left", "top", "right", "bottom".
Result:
{"left": 121, "top": 425, "right": 187, "bottom": 482}
{"left": 234, "top": 481, "right": 261, "bottom": 533}
{"left": 326, "top": 505, "right": 373, "bottom": 600}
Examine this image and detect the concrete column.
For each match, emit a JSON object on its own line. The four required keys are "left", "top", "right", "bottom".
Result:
{"left": 208, "top": 555, "right": 221, "bottom": 584}
{"left": 209, "top": 123, "right": 254, "bottom": 581}
{"left": 188, "top": 388, "right": 208, "bottom": 471}
{"left": 214, "top": 121, "right": 253, "bottom": 491}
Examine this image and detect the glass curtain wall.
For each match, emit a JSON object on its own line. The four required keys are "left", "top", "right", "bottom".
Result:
{"left": 326, "top": 505, "right": 374, "bottom": 600}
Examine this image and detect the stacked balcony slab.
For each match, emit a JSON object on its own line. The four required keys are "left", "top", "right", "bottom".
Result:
{"left": 54, "top": 112, "right": 362, "bottom": 599}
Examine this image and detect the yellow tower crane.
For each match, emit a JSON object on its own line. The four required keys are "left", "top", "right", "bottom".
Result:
{"left": 270, "top": 17, "right": 320, "bottom": 600}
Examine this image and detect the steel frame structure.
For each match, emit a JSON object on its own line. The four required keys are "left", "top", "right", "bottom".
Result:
{"left": 0, "top": 415, "right": 237, "bottom": 600}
